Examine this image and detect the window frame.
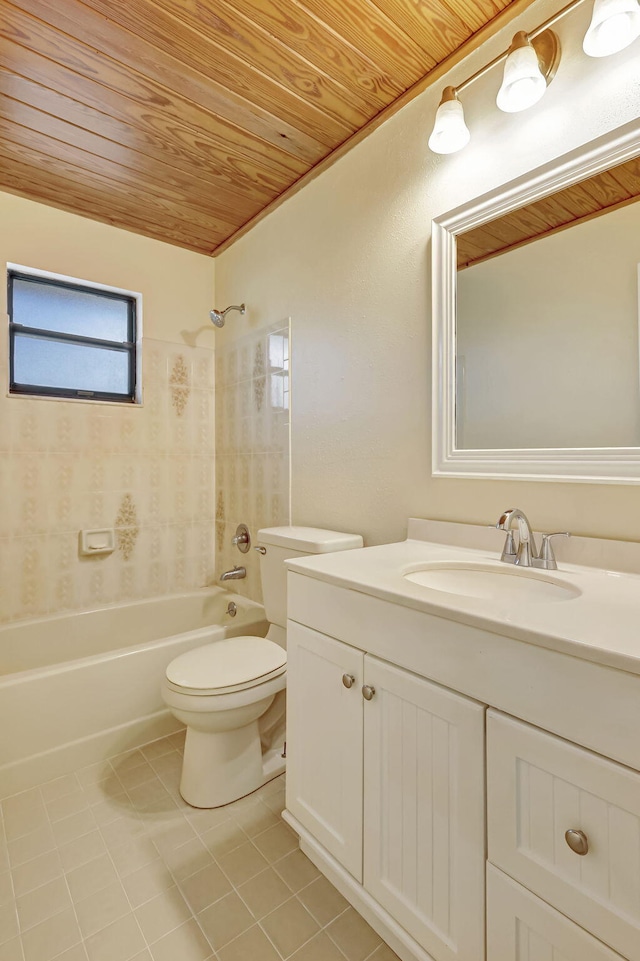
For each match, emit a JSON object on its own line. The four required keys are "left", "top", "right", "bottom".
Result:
{"left": 7, "top": 264, "right": 142, "bottom": 404}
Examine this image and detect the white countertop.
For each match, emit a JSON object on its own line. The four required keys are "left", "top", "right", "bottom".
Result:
{"left": 287, "top": 535, "right": 640, "bottom": 677}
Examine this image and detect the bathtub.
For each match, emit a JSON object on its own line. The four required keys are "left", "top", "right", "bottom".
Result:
{"left": 0, "top": 588, "right": 268, "bottom": 799}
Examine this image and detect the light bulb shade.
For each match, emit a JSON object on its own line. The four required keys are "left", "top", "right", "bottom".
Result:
{"left": 583, "top": 0, "right": 640, "bottom": 56}
{"left": 497, "top": 38, "right": 547, "bottom": 112}
{"left": 428, "top": 96, "right": 470, "bottom": 154}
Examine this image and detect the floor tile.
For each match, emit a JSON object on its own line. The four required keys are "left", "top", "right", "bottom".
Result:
{"left": 84, "top": 913, "right": 145, "bottom": 961}
{"left": 108, "top": 839, "right": 157, "bottom": 879}
{"left": 253, "top": 823, "right": 298, "bottom": 864}
{"left": 217, "top": 924, "right": 280, "bottom": 961}
{"left": 66, "top": 854, "right": 118, "bottom": 902}
{"left": 230, "top": 802, "right": 279, "bottom": 838}
{"left": 148, "top": 919, "right": 212, "bottom": 961}
{"left": 200, "top": 821, "right": 247, "bottom": 860}
{"left": 217, "top": 841, "right": 268, "bottom": 887}
{"left": 0, "top": 937, "right": 24, "bottom": 961}
{"left": 45, "top": 791, "right": 89, "bottom": 824}
{"left": 11, "top": 850, "right": 63, "bottom": 898}
{"left": 326, "top": 908, "right": 381, "bottom": 961}
{"left": 0, "top": 873, "right": 13, "bottom": 907}
{"left": 298, "top": 876, "right": 349, "bottom": 927}
{"left": 179, "top": 862, "right": 231, "bottom": 914}
{"left": 197, "top": 891, "right": 254, "bottom": 951}
{"left": 261, "top": 897, "right": 320, "bottom": 959}
{"left": 120, "top": 861, "right": 174, "bottom": 909}
{"left": 58, "top": 831, "right": 107, "bottom": 873}
{"left": 8, "top": 827, "right": 56, "bottom": 869}
{"left": 273, "top": 850, "right": 321, "bottom": 893}
{"left": 134, "top": 887, "right": 191, "bottom": 944}
{"left": 0, "top": 903, "right": 19, "bottom": 945}
{"left": 21, "top": 907, "right": 81, "bottom": 961}
{"left": 16, "top": 876, "right": 71, "bottom": 932}
{"left": 289, "top": 931, "right": 347, "bottom": 961}
{"left": 366, "top": 944, "right": 402, "bottom": 961}
{"left": 237, "top": 867, "right": 291, "bottom": 920}
{"left": 160, "top": 838, "right": 212, "bottom": 883}
{"left": 75, "top": 879, "right": 131, "bottom": 938}
{"left": 41, "top": 775, "right": 81, "bottom": 805}
{"left": 51, "top": 810, "right": 97, "bottom": 848}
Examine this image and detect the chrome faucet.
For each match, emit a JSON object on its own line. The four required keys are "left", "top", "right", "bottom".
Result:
{"left": 495, "top": 508, "right": 570, "bottom": 570}
{"left": 220, "top": 565, "right": 246, "bottom": 581}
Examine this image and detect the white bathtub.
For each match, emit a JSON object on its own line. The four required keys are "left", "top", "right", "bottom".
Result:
{"left": 0, "top": 588, "right": 268, "bottom": 799}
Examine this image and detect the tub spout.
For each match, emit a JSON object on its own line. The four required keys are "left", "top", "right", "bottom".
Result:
{"left": 220, "top": 566, "right": 246, "bottom": 581}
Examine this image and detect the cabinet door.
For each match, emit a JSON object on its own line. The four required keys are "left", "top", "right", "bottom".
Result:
{"left": 363, "top": 656, "right": 486, "bottom": 961}
{"left": 286, "top": 622, "right": 364, "bottom": 881}
{"left": 487, "top": 865, "right": 625, "bottom": 961}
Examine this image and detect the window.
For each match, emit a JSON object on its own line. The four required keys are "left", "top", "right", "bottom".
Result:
{"left": 8, "top": 267, "right": 139, "bottom": 403}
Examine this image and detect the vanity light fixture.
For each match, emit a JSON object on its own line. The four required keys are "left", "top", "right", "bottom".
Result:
{"left": 583, "top": 0, "right": 640, "bottom": 56}
{"left": 428, "top": 86, "right": 471, "bottom": 155}
{"left": 496, "top": 30, "right": 560, "bottom": 113}
{"left": 428, "top": 0, "right": 640, "bottom": 155}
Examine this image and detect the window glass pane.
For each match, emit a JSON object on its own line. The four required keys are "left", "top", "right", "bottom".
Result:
{"left": 13, "top": 334, "right": 131, "bottom": 395}
{"left": 12, "top": 277, "right": 131, "bottom": 342}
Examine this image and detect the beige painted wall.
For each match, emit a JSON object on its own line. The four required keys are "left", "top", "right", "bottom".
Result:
{"left": 215, "top": 0, "right": 640, "bottom": 547}
{"left": 0, "top": 193, "right": 217, "bottom": 622}
{"left": 457, "top": 201, "right": 640, "bottom": 449}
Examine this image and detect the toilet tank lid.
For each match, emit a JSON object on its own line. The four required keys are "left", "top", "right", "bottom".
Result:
{"left": 257, "top": 526, "right": 363, "bottom": 553}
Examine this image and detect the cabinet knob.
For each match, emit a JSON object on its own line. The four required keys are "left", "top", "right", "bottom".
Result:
{"left": 565, "top": 829, "right": 589, "bottom": 856}
{"left": 362, "top": 685, "right": 376, "bottom": 701}
{"left": 342, "top": 673, "right": 355, "bottom": 689}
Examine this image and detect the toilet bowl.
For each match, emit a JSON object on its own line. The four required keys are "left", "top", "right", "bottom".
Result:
{"left": 162, "top": 526, "right": 363, "bottom": 808}
{"left": 162, "top": 635, "right": 287, "bottom": 808}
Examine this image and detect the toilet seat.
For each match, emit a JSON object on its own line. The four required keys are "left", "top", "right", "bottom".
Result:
{"left": 165, "top": 636, "right": 287, "bottom": 697}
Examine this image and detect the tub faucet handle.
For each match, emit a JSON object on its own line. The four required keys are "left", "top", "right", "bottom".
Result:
{"left": 232, "top": 523, "right": 250, "bottom": 553}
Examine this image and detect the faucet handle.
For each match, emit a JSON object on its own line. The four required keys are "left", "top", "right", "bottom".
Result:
{"left": 535, "top": 532, "right": 570, "bottom": 570}
{"left": 489, "top": 525, "right": 517, "bottom": 564}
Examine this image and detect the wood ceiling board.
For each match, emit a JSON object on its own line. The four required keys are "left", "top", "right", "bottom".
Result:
{"left": 580, "top": 168, "right": 633, "bottom": 207}
{"left": 0, "top": 36, "right": 308, "bottom": 185}
{"left": 0, "top": 0, "right": 541, "bottom": 253}
{"left": 297, "top": 0, "right": 436, "bottom": 85}
{"left": 0, "top": 117, "right": 240, "bottom": 236}
{"left": 0, "top": 77, "right": 288, "bottom": 218}
{"left": 75, "top": 0, "right": 367, "bottom": 141}
{"left": 217, "top": 0, "right": 406, "bottom": 108}
{"left": 7, "top": 1, "right": 333, "bottom": 161}
{"left": 0, "top": 155, "right": 220, "bottom": 253}
{"left": 606, "top": 157, "right": 640, "bottom": 195}
{"left": 213, "top": 0, "right": 540, "bottom": 254}
{"left": 123, "top": 0, "right": 379, "bottom": 124}
{"left": 370, "top": 0, "right": 473, "bottom": 61}
{"left": 0, "top": 97, "right": 263, "bottom": 224}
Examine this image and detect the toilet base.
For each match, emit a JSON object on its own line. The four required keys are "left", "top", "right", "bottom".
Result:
{"left": 180, "top": 720, "right": 286, "bottom": 808}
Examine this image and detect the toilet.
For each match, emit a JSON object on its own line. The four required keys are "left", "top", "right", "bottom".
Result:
{"left": 162, "top": 526, "right": 363, "bottom": 808}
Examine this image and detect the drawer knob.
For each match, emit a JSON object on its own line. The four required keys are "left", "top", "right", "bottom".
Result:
{"left": 565, "top": 829, "right": 589, "bottom": 856}
{"left": 342, "top": 673, "right": 355, "bottom": 689}
{"left": 362, "top": 685, "right": 376, "bottom": 701}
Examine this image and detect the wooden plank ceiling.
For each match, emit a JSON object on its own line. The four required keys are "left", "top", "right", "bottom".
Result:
{"left": 457, "top": 157, "right": 640, "bottom": 269}
{"left": 0, "top": 0, "right": 533, "bottom": 255}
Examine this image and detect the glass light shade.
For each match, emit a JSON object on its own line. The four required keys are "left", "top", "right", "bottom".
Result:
{"left": 496, "top": 41, "right": 547, "bottom": 113}
{"left": 428, "top": 98, "right": 470, "bottom": 155}
{"left": 583, "top": 0, "right": 640, "bottom": 56}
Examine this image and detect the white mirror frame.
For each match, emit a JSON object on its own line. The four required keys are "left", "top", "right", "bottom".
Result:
{"left": 432, "top": 117, "right": 640, "bottom": 484}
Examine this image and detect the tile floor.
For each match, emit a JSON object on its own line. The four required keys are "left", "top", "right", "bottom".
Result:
{"left": 0, "top": 732, "right": 400, "bottom": 961}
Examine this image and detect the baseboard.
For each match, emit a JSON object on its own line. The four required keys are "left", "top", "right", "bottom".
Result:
{"left": 282, "top": 810, "right": 436, "bottom": 961}
{"left": 0, "top": 709, "right": 182, "bottom": 800}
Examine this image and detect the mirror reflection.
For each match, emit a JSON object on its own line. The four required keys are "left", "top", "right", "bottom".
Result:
{"left": 455, "top": 157, "right": 640, "bottom": 451}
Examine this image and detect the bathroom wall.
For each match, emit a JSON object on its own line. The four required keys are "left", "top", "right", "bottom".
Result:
{"left": 0, "top": 192, "right": 216, "bottom": 623}
{"left": 215, "top": 0, "right": 640, "bottom": 547}
{"left": 215, "top": 321, "right": 290, "bottom": 602}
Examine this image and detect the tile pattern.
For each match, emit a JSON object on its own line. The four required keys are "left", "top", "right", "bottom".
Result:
{"left": 0, "top": 735, "right": 398, "bottom": 961}
{"left": 215, "top": 322, "right": 290, "bottom": 602}
{"left": 0, "top": 339, "right": 215, "bottom": 624}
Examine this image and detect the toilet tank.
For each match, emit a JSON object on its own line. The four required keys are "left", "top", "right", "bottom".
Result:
{"left": 257, "top": 526, "right": 363, "bottom": 630}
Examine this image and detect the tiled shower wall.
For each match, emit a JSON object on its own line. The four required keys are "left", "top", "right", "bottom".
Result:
{"left": 215, "top": 321, "right": 290, "bottom": 602}
{"left": 0, "top": 338, "right": 215, "bottom": 624}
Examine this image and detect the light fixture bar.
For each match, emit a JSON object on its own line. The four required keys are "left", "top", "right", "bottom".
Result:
{"left": 455, "top": 0, "right": 588, "bottom": 95}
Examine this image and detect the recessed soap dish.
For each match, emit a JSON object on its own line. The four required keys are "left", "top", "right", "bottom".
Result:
{"left": 79, "top": 528, "right": 115, "bottom": 556}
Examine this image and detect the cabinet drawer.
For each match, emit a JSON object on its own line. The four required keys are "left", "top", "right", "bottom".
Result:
{"left": 488, "top": 865, "right": 625, "bottom": 961}
{"left": 488, "top": 711, "right": 640, "bottom": 961}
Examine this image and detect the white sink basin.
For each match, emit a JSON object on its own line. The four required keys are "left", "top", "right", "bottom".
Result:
{"left": 403, "top": 563, "right": 581, "bottom": 603}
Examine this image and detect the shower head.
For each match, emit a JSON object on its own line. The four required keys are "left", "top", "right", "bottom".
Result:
{"left": 209, "top": 303, "right": 246, "bottom": 328}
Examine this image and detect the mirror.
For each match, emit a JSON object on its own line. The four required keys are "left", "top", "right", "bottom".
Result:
{"left": 432, "top": 119, "right": 640, "bottom": 482}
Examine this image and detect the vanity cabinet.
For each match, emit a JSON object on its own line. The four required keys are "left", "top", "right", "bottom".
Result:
{"left": 487, "top": 711, "right": 640, "bottom": 961}
{"left": 487, "top": 865, "right": 626, "bottom": 961}
{"left": 286, "top": 621, "right": 486, "bottom": 961}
